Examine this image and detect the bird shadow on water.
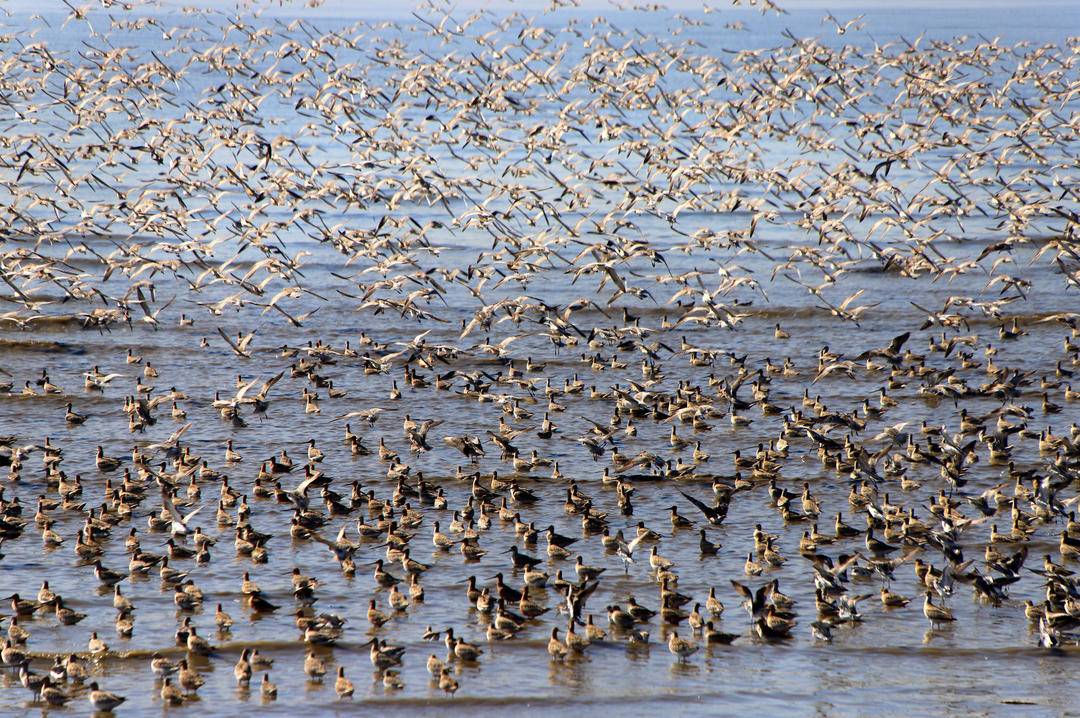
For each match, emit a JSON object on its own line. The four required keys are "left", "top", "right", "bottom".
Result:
{"left": 625, "top": 642, "right": 651, "bottom": 663}
{"left": 547, "top": 657, "right": 590, "bottom": 692}
{"left": 668, "top": 661, "right": 700, "bottom": 679}
{"left": 922, "top": 625, "right": 956, "bottom": 645}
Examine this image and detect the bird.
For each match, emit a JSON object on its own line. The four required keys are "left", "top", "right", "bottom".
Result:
{"left": 923, "top": 592, "right": 956, "bottom": 628}
{"left": 334, "top": 666, "right": 354, "bottom": 698}
{"left": 159, "top": 489, "right": 203, "bottom": 537}
{"left": 88, "top": 682, "right": 126, "bottom": 712}
{"left": 548, "top": 627, "right": 569, "bottom": 661}
{"left": 0, "top": 3, "right": 1072, "bottom": 712}
{"left": 304, "top": 652, "right": 327, "bottom": 681}
{"left": 667, "top": 631, "right": 699, "bottom": 661}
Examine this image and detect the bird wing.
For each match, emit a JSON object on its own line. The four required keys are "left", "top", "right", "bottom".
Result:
{"left": 679, "top": 490, "right": 714, "bottom": 517}
{"left": 255, "top": 370, "right": 284, "bottom": 401}
{"left": 168, "top": 422, "right": 193, "bottom": 444}
{"left": 161, "top": 488, "right": 183, "bottom": 522}
{"left": 234, "top": 377, "right": 261, "bottom": 404}
{"left": 419, "top": 419, "right": 444, "bottom": 435}
{"left": 729, "top": 579, "right": 752, "bottom": 601}
{"left": 181, "top": 505, "right": 204, "bottom": 524}
{"left": 833, "top": 552, "right": 864, "bottom": 576}
{"left": 147, "top": 423, "right": 191, "bottom": 451}
{"left": 154, "top": 295, "right": 176, "bottom": 319}
{"left": 135, "top": 286, "right": 152, "bottom": 318}
{"left": 838, "top": 288, "right": 865, "bottom": 311}
{"left": 755, "top": 581, "right": 775, "bottom": 608}
{"left": 293, "top": 472, "right": 327, "bottom": 496}
{"left": 216, "top": 327, "right": 246, "bottom": 355}
{"left": 624, "top": 533, "right": 648, "bottom": 556}
{"left": 886, "top": 331, "right": 911, "bottom": 355}
{"left": 333, "top": 412, "right": 362, "bottom": 422}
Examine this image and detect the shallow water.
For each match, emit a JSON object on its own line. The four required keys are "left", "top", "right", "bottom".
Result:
{"left": 1, "top": 0, "right": 1080, "bottom": 716}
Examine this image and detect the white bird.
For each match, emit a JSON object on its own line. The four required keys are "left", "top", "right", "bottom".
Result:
{"left": 160, "top": 488, "right": 203, "bottom": 537}
{"left": 614, "top": 533, "right": 649, "bottom": 574}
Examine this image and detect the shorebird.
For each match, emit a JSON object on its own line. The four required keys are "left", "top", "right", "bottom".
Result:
{"left": 923, "top": 592, "right": 956, "bottom": 628}
{"left": 88, "top": 683, "right": 126, "bottom": 712}
{"left": 667, "top": 631, "right": 699, "bottom": 662}
{"left": 0, "top": 1, "right": 1074, "bottom": 710}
